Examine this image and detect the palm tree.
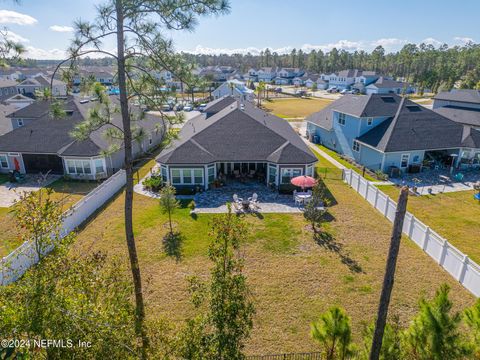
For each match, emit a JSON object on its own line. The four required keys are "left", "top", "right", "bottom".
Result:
{"left": 256, "top": 81, "right": 265, "bottom": 107}
{"left": 311, "top": 306, "right": 354, "bottom": 360}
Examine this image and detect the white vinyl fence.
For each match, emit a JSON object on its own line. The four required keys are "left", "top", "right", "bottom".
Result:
{"left": 343, "top": 169, "right": 480, "bottom": 297}
{"left": 0, "top": 170, "right": 126, "bottom": 285}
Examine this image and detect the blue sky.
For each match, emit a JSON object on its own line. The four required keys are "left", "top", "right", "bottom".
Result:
{"left": 0, "top": 0, "right": 479, "bottom": 59}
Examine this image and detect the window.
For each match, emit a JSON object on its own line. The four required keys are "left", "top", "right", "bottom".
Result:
{"left": 306, "top": 165, "right": 314, "bottom": 177}
{"left": 400, "top": 154, "right": 410, "bottom": 168}
{"left": 66, "top": 159, "right": 92, "bottom": 175}
{"left": 338, "top": 113, "right": 346, "bottom": 126}
{"left": 207, "top": 165, "right": 215, "bottom": 183}
{"left": 148, "top": 136, "right": 152, "bottom": 145}
{"left": 352, "top": 140, "right": 360, "bottom": 152}
{"left": 268, "top": 164, "right": 277, "bottom": 184}
{"left": 280, "top": 168, "right": 302, "bottom": 184}
{"left": 94, "top": 159, "right": 105, "bottom": 173}
{"left": 17, "top": 119, "right": 24, "bottom": 127}
{"left": 367, "top": 118, "right": 373, "bottom": 126}
{"left": 0, "top": 154, "right": 8, "bottom": 168}
{"left": 170, "top": 168, "right": 204, "bottom": 185}
{"left": 161, "top": 165, "right": 168, "bottom": 182}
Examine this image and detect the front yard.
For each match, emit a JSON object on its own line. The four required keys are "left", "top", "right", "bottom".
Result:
{"left": 378, "top": 185, "right": 480, "bottom": 264}
{"left": 262, "top": 97, "right": 332, "bottom": 119}
{"left": 70, "top": 152, "right": 474, "bottom": 354}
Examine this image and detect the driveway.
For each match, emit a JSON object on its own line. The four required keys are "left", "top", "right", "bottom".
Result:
{"left": 0, "top": 174, "right": 60, "bottom": 207}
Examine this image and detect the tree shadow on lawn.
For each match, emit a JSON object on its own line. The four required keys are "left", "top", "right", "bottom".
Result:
{"left": 162, "top": 231, "right": 184, "bottom": 261}
{"left": 313, "top": 229, "right": 363, "bottom": 274}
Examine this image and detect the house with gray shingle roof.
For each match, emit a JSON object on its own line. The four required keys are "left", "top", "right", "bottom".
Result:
{"left": 433, "top": 89, "right": 480, "bottom": 109}
{"left": 365, "top": 77, "right": 411, "bottom": 95}
{"left": 157, "top": 96, "right": 317, "bottom": 190}
{"left": 17, "top": 75, "right": 67, "bottom": 98}
{"left": 306, "top": 93, "right": 480, "bottom": 173}
{"left": 0, "top": 96, "right": 165, "bottom": 179}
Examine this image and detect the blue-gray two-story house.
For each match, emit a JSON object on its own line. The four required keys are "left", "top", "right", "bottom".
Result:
{"left": 306, "top": 94, "right": 480, "bottom": 174}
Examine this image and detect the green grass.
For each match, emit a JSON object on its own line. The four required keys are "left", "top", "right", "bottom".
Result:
{"left": 262, "top": 97, "right": 332, "bottom": 119}
{"left": 378, "top": 185, "right": 480, "bottom": 264}
{"left": 70, "top": 150, "right": 474, "bottom": 354}
{"left": 0, "top": 174, "right": 9, "bottom": 184}
{"left": 315, "top": 144, "right": 377, "bottom": 181}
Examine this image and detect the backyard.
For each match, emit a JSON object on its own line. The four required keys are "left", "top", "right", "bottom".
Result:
{"left": 378, "top": 185, "right": 480, "bottom": 264}
{"left": 262, "top": 97, "right": 332, "bottom": 119}
{"left": 0, "top": 179, "right": 98, "bottom": 257}
{"left": 70, "top": 152, "right": 474, "bottom": 355}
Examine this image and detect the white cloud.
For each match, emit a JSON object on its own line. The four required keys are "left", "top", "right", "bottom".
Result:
{"left": 371, "top": 38, "right": 408, "bottom": 49}
{"left": 421, "top": 37, "right": 443, "bottom": 47}
{"left": 49, "top": 25, "right": 74, "bottom": 33}
{"left": 23, "top": 46, "right": 67, "bottom": 60}
{"left": 0, "top": 10, "right": 37, "bottom": 25}
{"left": 4, "top": 30, "right": 28, "bottom": 43}
{"left": 454, "top": 36, "right": 474, "bottom": 44}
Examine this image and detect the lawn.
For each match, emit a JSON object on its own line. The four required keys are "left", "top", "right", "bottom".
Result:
{"left": 262, "top": 97, "right": 332, "bottom": 119}
{"left": 378, "top": 185, "right": 480, "bottom": 264}
{"left": 315, "top": 144, "right": 377, "bottom": 182}
{"left": 0, "top": 174, "right": 9, "bottom": 184}
{"left": 0, "top": 178, "right": 98, "bottom": 257}
{"left": 70, "top": 152, "right": 474, "bottom": 355}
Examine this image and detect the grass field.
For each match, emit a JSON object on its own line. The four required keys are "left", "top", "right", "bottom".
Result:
{"left": 0, "top": 174, "right": 8, "bottom": 184}
{"left": 378, "top": 185, "right": 480, "bottom": 264}
{"left": 71, "top": 152, "right": 474, "bottom": 355}
{"left": 0, "top": 179, "right": 98, "bottom": 257}
{"left": 315, "top": 144, "right": 377, "bottom": 182}
{"left": 262, "top": 97, "right": 332, "bottom": 119}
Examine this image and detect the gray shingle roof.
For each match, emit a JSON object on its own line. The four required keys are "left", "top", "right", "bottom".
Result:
{"left": 434, "top": 106, "right": 480, "bottom": 128}
{"left": 357, "top": 98, "right": 480, "bottom": 151}
{"left": 0, "top": 96, "right": 163, "bottom": 157}
{"left": 157, "top": 101, "right": 317, "bottom": 165}
{"left": 368, "top": 77, "right": 406, "bottom": 89}
{"left": 204, "top": 95, "right": 236, "bottom": 117}
{"left": 305, "top": 93, "right": 402, "bottom": 130}
{"left": 434, "top": 89, "right": 480, "bottom": 104}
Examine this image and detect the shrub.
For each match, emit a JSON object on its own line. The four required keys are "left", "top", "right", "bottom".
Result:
{"left": 143, "top": 175, "right": 163, "bottom": 192}
{"left": 375, "top": 169, "right": 388, "bottom": 181}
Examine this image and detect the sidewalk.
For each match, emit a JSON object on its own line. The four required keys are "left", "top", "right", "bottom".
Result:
{"left": 304, "top": 140, "right": 346, "bottom": 170}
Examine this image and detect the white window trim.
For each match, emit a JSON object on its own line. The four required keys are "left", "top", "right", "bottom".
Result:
{"left": 170, "top": 168, "right": 204, "bottom": 185}
{"left": 353, "top": 140, "right": 360, "bottom": 152}
{"left": 400, "top": 154, "right": 410, "bottom": 168}
{"left": 338, "top": 112, "right": 346, "bottom": 126}
{"left": 306, "top": 165, "right": 314, "bottom": 177}
{"left": 280, "top": 167, "right": 303, "bottom": 184}
{"left": 64, "top": 157, "right": 106, "bottom": 176}
{"left": 0, "top": 153, "right": 9, "bottom": 168}
{"left": 367, "top": 117, "right": 373, "bottom": 126}
{"left": 17, "top": 119, "right": 24, "bottom": 127}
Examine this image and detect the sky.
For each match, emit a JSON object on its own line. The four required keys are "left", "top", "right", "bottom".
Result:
{"left": 0, "top": 0, "right": 479, "bottom": 59}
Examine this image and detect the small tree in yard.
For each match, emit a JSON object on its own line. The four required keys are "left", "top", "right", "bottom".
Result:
{"left": 1, "top": 189, "right": 136, "bottom": 359}
{"left": 159, "top": 184, "right": 179, "bottom": 237}
{"left": 311, "top": 306, "right": 355, "bottom": 360}
{"left": 464, "top": 298, "right": 480, "bottom": 357}
{"left": 179, "top": 205, "right": 254, "bottom": 360}
{"left": 403, "top": 284, "right": 470, "bottom": 360}
{"left": 303, "top": 181, "right": 329, "bottom": 233}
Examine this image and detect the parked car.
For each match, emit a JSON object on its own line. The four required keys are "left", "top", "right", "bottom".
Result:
{"left": 198, "top": 103, "right": 207, "bottom": 112}
{"left": 161, "top": 104, "right": 172, "bottom": 111}
{"left": 340, "top": 89, "right": 348, "bottom": 95}
{"left": 274, "top": 87, "right": 282, "bottom": 93}
{"left": 174, "top": 103, "right": 184, "bottom": 111}
{"left": 183, "top": 104, "right": 193, "bottom": 111}
{"left": 351, "top": 88, "right": 360, "bottom": 94}
{"left": 327, "top": 87, "right": 338, "bottom": 93}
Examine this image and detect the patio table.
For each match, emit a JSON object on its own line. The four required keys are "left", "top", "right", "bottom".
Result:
{"left": 241, "top": 200, "right": 251, "bottom": 211}
{"left": 296, "top": 193, "right": 312, "bottom": 204}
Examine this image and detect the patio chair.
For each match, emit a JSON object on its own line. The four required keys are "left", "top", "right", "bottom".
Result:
{"left": 454, "top": 173, "right": 464, "bottom": 182}
{"left": 232, "top": 193, "right": 243, "bottom": 212}
{"left": 233, "top": 170, "right": 241, "bottom": 179}
{"left": 247, "top": 169, "right": 256, "bottom": 179}
{"left": 248, "top": 193, "right": 259, "bottom": 210}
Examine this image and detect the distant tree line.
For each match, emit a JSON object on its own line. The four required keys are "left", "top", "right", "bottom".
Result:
{"left": 182, "top": 43, "right": 480, "bottom": 92}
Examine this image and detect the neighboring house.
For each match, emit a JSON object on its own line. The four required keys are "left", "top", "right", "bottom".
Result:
{"left": 432, "top": 89, "right": 480, "bottom": 130}
{"left": 0, "top": 69, "right": 21, "bottom": 81}
{"left": 0, "top": 96, "right": 165, "bottom": 179}
{"left": 365, "top": 77, "right": 410, "bottom": 95}
{"left": 156, "top": 97, "right": 317, "bottom": 191}
{"left": 73, "top": 70, "right": 114, "bottom": 87}
{"left": 273, "top": 76, "right": 290, "bottom": 85}
{"left": 278, "top": 67, "right": 304, "bottom": 79}
{"left": 4, "top": 94, "right": 35, "bottom": 109}
{"left": 256, "top": 67, "right": 277, "bottom": 82}
{"left": 0, "top": 104, "right": 17, "bottom": 136}
{"left": 433, "top": 89, "right": 480, "bottom": 110}
{"left": 306, "top": 93, "right": 480, "bottom": 173}
{"left": 198, "top": 66, "right": 237, "bottom": 82}
{"left": 212, "top": 80, "right": 254, "bottom": 102}
{"left": 0, "top": 79, "right": 18, "bottom": 101}
{"left": 323, "top": 70, "right": 378, "bottom": 90}
{"left": 17, "top": 75, "right": 67, "bottom": 98}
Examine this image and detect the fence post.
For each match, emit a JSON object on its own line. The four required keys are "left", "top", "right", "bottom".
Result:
{"left": 458, "top": 255, "right": 469, "bottom": 283}
{"left": 374, "top": 187, "right": 379, "bottom": 208}
{"left": 349, "top": 169, "right": 353, "bottom": 185}
{"left": 365, "top": 182, "right": 370, "bottom": 200}
{"left": 384, "top": 196, "right": 390, "bottom": 217}
{"left": 408, "top": 215, "right": 415, "bottom": 239}
{"left": 439, "top": 240, "right": 448, "bottom": 266}
{"left": 422, "top": 226, "right": 430, "bottom": 251}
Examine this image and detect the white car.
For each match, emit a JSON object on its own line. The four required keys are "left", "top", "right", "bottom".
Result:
{"left": 183, "top": 104, "right": 193, "bottom": 112}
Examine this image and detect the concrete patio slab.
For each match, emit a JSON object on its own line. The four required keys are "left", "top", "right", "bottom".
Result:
{"left": 0, "top": 174, "right": 61, "bottom": 207}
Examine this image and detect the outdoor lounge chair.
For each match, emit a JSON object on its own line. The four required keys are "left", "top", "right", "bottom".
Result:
{"left": 233, "top": 170, "right": 241, "bottom": 179}
{"left": 248, "top": 193, "right": 259, "bottom": 210}
{"left": 247, "top": 170, "right": 256, "bottom": 179}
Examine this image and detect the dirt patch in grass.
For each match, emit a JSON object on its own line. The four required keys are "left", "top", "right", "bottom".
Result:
{"left": 263, "top": 97, "right": 332, "bottom": 119}
{"left": 378, "top": 185, "right": 480, "bottom": 264}
{"left": 71, "top": 159, "right": 474, "bottom": 354}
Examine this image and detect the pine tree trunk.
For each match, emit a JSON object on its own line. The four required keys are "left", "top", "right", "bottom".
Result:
{"left": 369, "top": 187, "right": 409, "bottom": 360}
{"left": 115, "top": 0, "right": 148, "bottom": 357}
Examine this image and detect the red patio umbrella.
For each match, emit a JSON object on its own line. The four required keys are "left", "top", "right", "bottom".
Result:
{"left": 290, "top": 175, "right": 316, "bottom": 190}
